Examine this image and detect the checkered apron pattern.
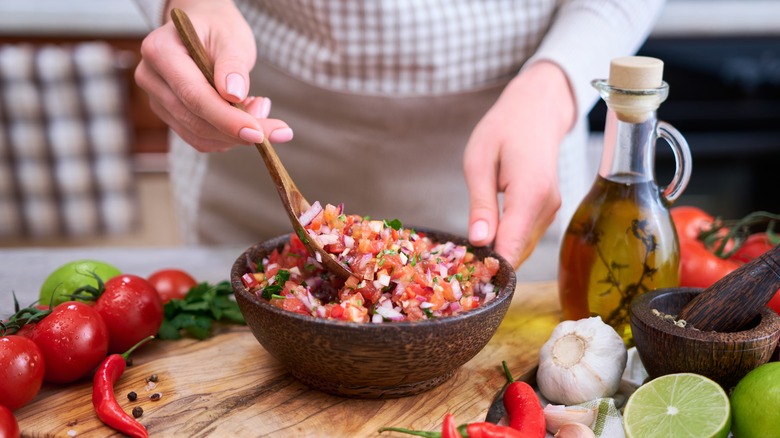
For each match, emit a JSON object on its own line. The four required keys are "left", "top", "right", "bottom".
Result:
{"left": 238, "top": 0, "right": 558, "bottom": 96}
{"left": 0, "top": 42, "right": 137, "bottom": 241}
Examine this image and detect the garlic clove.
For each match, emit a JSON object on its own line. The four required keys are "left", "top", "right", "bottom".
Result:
{"left": 543, "top": 404, "right": 597, "bottom": 434}
{"left": 554, "top": 422, "right": 597, "bottom": 438}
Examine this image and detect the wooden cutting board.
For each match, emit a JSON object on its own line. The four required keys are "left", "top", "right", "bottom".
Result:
{"left": 15, "top": 282, "right": 561, "bottom": 438}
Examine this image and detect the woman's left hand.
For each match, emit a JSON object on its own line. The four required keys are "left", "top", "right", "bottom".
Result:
{"left": 464, "top": 61, "right": 576, "bottom": 269}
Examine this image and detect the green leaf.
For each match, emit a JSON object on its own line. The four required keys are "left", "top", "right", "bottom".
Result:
{"left": 155, "top": 279, "right": 245, "bottom": 341}
{"left": 384, "top": 218, "right": 403, "bottom": 231}
{"left": 157, "top": 319, "right": 183, "bottom": 340}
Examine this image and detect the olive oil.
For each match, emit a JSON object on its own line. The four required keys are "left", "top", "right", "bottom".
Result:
{"left": 559, "top": 174, "right": 680, "bottom": 341}
{"left": 558, "top": 57, "right": 691, "bottom": 344}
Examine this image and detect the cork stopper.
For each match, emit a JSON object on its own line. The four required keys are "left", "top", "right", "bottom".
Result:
{"left": 600, "top": 56, "right": 667, "bottom": 123}
{"left": 608, "top": 56, "right": 664, "bottom": 90}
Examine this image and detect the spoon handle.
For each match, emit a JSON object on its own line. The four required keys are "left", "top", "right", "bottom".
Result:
{"left": 678, "top": 244, "right": 780, "bottom": 332}
{"left": 169, "top": 8, "right": 309, "bottom": 214}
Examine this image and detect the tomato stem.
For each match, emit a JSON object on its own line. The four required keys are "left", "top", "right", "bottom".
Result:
{"left": 698, "top": 211, "right": 780, "bottom": 258}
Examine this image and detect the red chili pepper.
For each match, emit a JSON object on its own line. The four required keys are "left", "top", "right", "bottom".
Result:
{"left": 464, "top": 422, "right": 526, "bottom": 438}
{"left": 442, "top": 413, "right": 459, "bottom": 438}
{"left": 92, "top": 336, "right": 154, "bottom": 438}
{"left": 379, "top": 414, "right": 525, "bottom": 438}
{"left": 502, "top": 362, "right": 545, "bottom": 437}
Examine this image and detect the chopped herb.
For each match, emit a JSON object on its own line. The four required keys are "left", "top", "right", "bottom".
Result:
{"left": 338, "top": 214, "right": 347, "bottom": 222}
{"left": 261, "top": 270, "right": 291, "bottom": 300}
{"left": 384, "top": 218, "right": 403, "bottom": 231}
{"left": 422, "top": 308, "right": 434, "bottom": 318}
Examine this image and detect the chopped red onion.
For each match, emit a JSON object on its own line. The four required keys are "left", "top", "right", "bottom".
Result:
{"left": 451, "top": 280, "right": 463, "bottom": 300}
{"left": 298, "top": 201, "right": 323, "bottom": 226}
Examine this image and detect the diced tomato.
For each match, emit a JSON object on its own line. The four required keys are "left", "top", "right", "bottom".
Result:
{"left": 330, "top": 304, "right": 344, "bottom": 318}
{"left": 241, "top": 272, "right": 259, "bottom": 289}
{"left": 280, "top": 296, "right": 307, "bottom": 315}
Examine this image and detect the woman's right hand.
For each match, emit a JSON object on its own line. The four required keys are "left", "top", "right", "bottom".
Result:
{"left": 134, "top": 0, "right": 293, "bottom": 152}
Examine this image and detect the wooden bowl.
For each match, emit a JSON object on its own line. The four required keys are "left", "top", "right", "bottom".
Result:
{"left": 230, "top": 230, "right": 516, "bottom": 399}
{"left": 631, "top": 287, "right": 780, "bottom": 389}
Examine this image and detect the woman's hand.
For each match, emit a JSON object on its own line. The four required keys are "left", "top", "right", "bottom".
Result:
{"left": 464, "top": 61, "right": 576, "bottom": 269}
{"left": 134, "top": 0, "right": 293, "bottom": 152}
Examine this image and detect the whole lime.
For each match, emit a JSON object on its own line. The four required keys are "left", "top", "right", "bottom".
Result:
{"left": 731, "top": 362, "right": 780, "bottom": 438}
{"left": 39, "top": 260, "right": 122, "bottom": 307}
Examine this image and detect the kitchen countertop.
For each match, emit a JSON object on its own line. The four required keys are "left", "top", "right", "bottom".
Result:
{"left": 2, "top": 244, "right": 563, "bottom": 437}
{"left": 1, "top": 0, "right": 778, "bottom": 38}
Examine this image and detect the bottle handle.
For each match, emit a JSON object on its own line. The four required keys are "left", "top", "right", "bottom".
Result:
{"left": 657, "top": 121, "right": 692, "bottom": 203}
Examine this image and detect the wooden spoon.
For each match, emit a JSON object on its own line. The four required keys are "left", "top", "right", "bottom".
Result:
{"left": 170, "top": 8, "right": 353, "bottom": 280}
{"left": 677, "top": 244, "right": 780, "bottom": 332}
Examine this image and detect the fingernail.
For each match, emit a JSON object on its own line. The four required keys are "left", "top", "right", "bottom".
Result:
{"left": 258, "top": 97, "right": 272, "bottom": 119}
{"left": 470, "top": 220, "right": 489, "bottom": 242}
{"left": 238, "top": 127, "right": 264, "bottom": 144}
{"left": 226, "top": 73, "right": 247, "bottom": 100}
{"left": 269, "top": 128, "right": 294, "bottom": 143}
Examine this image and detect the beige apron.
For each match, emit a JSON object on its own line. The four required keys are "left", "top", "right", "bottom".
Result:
{"left": 168, "top": 61, "right": 592, "bottom": 279}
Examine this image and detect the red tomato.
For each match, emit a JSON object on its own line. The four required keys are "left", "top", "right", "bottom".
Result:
{"left": 671, "top": 206, "right": 716, "bottom": 241}
{"left": 730, "top": 232, "right": 775, "bottom": 264}
{"left": 147, "top": 269, "right": 198, "bottom": 303}
{"left": 0, "top": 404, "right": 19, "bottom": 438}
{"left": 0, "top": 336, "right": 45, "bottom": 411}
{"left": 26, "top": 302, "right": 109, "bottom": 384}
{"left": 95, "top": 274, "right": 164, "bottom": 354}
{"left": 678, "top": 239, "right": 741, "bottom": 288}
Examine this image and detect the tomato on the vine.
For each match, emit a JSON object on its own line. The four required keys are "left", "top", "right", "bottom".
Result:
{"left": 148, "top": 269, "right": 198, "bottom": 303}
{"left": 730, "top": 232, "right": 775, "bottom": 264}
{"left": 0, "top": 404, "right": 19, "bottom": 438}
{"left": 0, "top": 336, "right": 44, "bottom": 411}
{"left": 25, "top": 301, "right": 109, "bottom": 384}
{"left": 94, "top": 274, "right": 164, "bottom": 354}
{"left": 678, "top": 239, "right": 741, "bottom": 288}
{"left": 672, "top": 207, "right": 740, "bottom": 288}
{"left": 671, "top": 206, "right": 780, "bottom": 313}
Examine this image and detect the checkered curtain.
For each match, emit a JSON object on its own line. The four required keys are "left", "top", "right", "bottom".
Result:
{"left": 0, "top": 42, "right": 137, "bottom": 240}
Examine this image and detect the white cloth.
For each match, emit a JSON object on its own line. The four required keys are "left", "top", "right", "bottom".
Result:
{"left": 132, "top": 0, "right": 665, "bottom": 280}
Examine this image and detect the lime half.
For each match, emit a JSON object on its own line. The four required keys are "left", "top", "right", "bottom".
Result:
{"left": 623, "top": 373, "right": 730, "bottom": 438}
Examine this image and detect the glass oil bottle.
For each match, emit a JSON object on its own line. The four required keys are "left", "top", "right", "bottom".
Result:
{"left": 558, "top": 56, "right": 692, "bottom": 343}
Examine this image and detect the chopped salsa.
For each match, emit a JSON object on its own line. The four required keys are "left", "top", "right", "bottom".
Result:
{"left": 241, "top": 202, "right": 501, "bottom": 323}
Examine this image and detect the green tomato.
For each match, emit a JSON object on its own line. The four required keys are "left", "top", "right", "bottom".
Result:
{"left": 39, "top": 260, "right": 122, "bottom": 307}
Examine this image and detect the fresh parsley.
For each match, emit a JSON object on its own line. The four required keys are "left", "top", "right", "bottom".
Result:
{"left": 157, "top": 281, "right": 246, "bottom": 340}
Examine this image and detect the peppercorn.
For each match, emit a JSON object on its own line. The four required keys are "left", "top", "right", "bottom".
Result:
{"left": 150, "top": 392, "right": 162, "bottom": 401}
{"left": 132, "top": 407, "right": 143, "bottom": 418}
{"left": 127, "top": 391, "right": 137, "bottom": 402}
{"left": 147, "top": 374, "right": 158, "bottom": 383}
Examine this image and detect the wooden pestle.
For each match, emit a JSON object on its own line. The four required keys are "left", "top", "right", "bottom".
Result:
{"left": 678, "top": 244, "right": 780, "bottom": 332}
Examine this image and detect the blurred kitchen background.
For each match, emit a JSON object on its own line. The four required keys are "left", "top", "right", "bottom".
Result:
{"left": 0, "top": 0, "right": 778, "bottom": 249}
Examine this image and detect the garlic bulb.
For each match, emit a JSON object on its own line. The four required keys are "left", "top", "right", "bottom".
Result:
{"left": 537, "top": 316, "right": 627, "bottom": 405}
